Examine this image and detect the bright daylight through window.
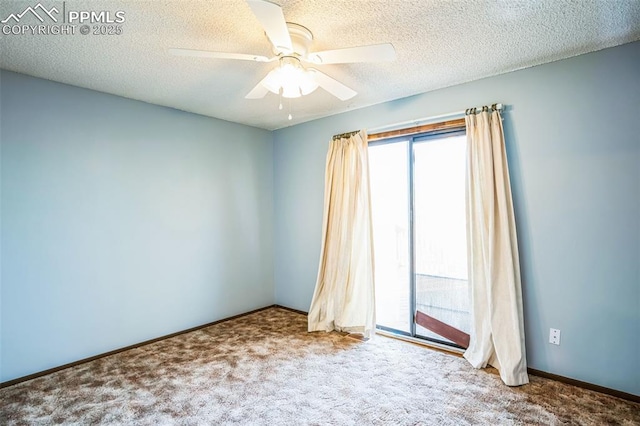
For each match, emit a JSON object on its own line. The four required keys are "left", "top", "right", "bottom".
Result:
{"left": 369, "top": 130, "right": 470, "bottom": 347}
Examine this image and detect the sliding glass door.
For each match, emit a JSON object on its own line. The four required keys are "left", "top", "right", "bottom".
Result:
{"left": 369, "top": 141, "right": 411, "bottom": 333}
{"left": 369, "top": 130, "right": 470, "bottom": 347}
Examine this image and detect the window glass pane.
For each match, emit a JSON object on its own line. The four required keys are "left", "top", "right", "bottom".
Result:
{"left": 369, "top": 141, "right": 410, "bottom": 333}
{"left": 413, "top": 135, "right": 470, "bottom": 343}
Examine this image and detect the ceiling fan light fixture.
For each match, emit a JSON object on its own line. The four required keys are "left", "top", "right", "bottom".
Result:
{"left": 281, "top": 83, "right": 302, "bottom": 99}
{"left": 261, "top": 56, "right": 318, "bottom": 99}
{"left": 299, "top": 72, "right": 319, "bottom": 95}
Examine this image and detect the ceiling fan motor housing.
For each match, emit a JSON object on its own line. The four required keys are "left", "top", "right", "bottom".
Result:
{"left": 276, "top": 23, "right": 313, "bottom": 58}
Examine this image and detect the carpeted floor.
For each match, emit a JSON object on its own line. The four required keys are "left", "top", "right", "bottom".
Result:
{"left": 1, "top": 307, "right": 638, "bottom": 425}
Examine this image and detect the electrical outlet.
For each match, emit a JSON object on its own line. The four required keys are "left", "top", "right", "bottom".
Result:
{"left": 549, "top": 328, "right": 561, "bottom": 345}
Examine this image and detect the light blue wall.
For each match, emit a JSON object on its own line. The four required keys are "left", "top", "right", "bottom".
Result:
{"left": 273, "top": 41, "right": 640, "bottom": 395}
{"left": 0, "top": 71, "right": 274, "bottom": 382}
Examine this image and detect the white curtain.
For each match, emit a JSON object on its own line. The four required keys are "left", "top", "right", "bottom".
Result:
{"left": 463, "top": 107, "right": 529, "bottom": 386}
{"left": 308, "top": 130, "right": 376, "bottom": 338}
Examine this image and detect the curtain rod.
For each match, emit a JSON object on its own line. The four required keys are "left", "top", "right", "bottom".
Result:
{"left": 368, "top": 103, "right": 503, "bottom": 134}
{"left": 332, "top": 130, "right": 360, "bottom": 141}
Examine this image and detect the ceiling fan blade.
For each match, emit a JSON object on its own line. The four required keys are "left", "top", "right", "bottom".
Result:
{"left": 169, "top": 48, "right": 272, "bottom": 62}
{"left": 246, "top": 0, "right": 293, "bottom": 54}
{"left": 309, "top": 69, "right": 357, "bottom": 101}
{"left": 245, "top": 74, "right": 272, "bottom": 99}
{"left": 306, "top": 43, "right": 396, "bottom": 65}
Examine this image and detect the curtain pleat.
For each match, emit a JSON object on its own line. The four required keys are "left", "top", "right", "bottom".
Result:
{"left": 308, "top": 130, "right": 376, "bottom": 338}
{"left": 463, "top": 109, "right": 529, "bottom": 386}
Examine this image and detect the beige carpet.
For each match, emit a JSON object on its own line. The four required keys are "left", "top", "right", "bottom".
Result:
{"left": 1, "top": 307, "right": 638, "bottom": 425}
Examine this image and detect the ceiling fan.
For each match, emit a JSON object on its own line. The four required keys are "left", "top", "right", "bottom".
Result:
{"left": 169, "top": 0, "right": 395, "bottom": 102}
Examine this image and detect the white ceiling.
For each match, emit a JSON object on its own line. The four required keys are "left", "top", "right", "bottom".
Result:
{"left": 1, "top": 0, "right": 639, "bottom": 130}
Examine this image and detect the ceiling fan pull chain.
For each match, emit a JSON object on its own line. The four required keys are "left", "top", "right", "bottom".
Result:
{"left": 288, "top": 98, "right": 292, "bottom": 120}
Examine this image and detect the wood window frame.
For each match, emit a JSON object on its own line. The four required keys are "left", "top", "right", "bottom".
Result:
{"left": 368, "top": 118, "right": 466, "bottom": 143}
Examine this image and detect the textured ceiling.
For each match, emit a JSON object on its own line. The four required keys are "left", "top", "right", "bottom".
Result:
{"left": 1, "top": 0, "right": 639, "bottom": 130}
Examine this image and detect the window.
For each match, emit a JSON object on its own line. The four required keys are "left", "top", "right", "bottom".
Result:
{"left": 369, "top": 122, "right": 470, "bottom": 348}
